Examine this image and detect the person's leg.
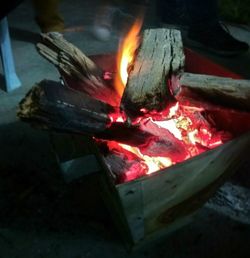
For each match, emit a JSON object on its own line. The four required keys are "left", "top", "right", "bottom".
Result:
{"left": 32, "top": 0, "right": 64, "bottom": 33}
{"left": 91, "top": 0, "right": 119, "bottom": 41}
{"left": 187, "top": 0, "right": 218, "bottom": 29}
{"left": 156, "top": 0, "right": 190, "bottom": 28}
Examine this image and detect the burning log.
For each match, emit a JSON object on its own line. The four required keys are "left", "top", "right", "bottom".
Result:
{"left": 17, "top": 80, "right": 189, "bottom": 152}
{"left": 96, "top": 119, "right": 191, "bottom": 156}
{"left": 100, "top": 124, "right": 189, "bottom": 184}
{"left": 36, "top": 30, "right": 250, "bottom": 117}
{"left": 121, "top": 28, "right": 185, "bottom": 118}
{"left": 17, "top": 80, "right": 116, "bottom": 134}
{"left": 172, "top": 73, "right": 250, "bottom": 111}
{"left": 36, "top": 33, "right": 120, "bottom": 106}
{"left": 101, "top": 142, "right": 147, "bottom": 184}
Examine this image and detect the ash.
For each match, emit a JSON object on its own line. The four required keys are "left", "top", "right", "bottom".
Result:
{"left": 206, "top": 182, "right": 250, "bottom": 224}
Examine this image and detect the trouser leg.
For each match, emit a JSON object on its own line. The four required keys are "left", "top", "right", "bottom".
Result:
{"left": 32, "top": 0, "right": 64, "bottom": 33}
{"left": 187, "top": 0, "right": 218, "bottom": 31}
{"left": 156, "top": 0, "right": 190, "bottom": 26}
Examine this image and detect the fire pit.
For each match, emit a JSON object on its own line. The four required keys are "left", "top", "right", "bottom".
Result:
{"left": 17, "top": 25, "right": 250, "bottom": 248}
{"left": 88, "top": 51, "right": 250, "bottom": 247}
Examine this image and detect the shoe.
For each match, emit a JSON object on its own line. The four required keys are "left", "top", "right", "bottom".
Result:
{"left": 44, "top": 31, "right": 63, "bottom": 38}
{"left": 185, "top": 22, "right": 249, "bottom": 57}
{"left": 91, "top": 5, "right": 137, "bottom": 41}
{"left": 92, "top": 5, "right": 117, "bottom": 41}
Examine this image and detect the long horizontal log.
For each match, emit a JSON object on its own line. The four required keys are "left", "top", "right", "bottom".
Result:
{"left": 173, "top": 72, "right": 250, "bottom": 111}
{"left": 17, "top": 79, "right": 191, "bottom": 160}
{"left": 17, "top": 80, "right": 116, "bottom": 134}
{"left": 16, "top": 80, "right": 165, "bottom": 146}
{"left": 121, "top": 28, "right": 185, "bottom": 119}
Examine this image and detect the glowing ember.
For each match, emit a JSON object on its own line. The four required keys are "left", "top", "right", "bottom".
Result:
{"left": 100, "top": 100, "right": 232, "bottom": 184}
{"left": 118, "top": 142, "right": 172, "bottom": 174}
{"left": 114, "top": 18, "right": 143, "bottom": 98}
{"left": 98, "top": 18, "right": 232, "bottom": 184}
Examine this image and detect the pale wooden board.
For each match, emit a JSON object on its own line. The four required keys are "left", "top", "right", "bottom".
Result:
{"left": 115, "top": 132, "right": 250, "bottom": 243}
{"left": 117, "top": 181, "right": 144, "bottom": 243}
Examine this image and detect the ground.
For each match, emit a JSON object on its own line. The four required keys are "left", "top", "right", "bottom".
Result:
{"left": 0, "top": 1, "right": 250, "bottom": 257}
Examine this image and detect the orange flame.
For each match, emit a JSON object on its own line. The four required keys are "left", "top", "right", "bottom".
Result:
{"left": 114, "top": 18, "right": 143, "bottom": 97}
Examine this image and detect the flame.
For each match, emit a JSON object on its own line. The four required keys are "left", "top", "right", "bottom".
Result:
{"left": 114, "top": 18, "right": 143, "bottom": 97}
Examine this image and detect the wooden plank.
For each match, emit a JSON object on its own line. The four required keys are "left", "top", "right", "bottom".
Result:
{"left": 174, "top": 72, "right": 250, "bottom": 111}
{"left": 115, "top": 132, "right": 250, "bottom": 243}
{"left": 143, "top": 133, "right": 250, "bottom": 233}
{"left": 49, "top": 132, "right": 101, "bottom": 183}
{"left": 121, "top": 28, "right": 185, "bottom": 118}
{"left": 117, "top": 181, "right": 145, "bottom": 243}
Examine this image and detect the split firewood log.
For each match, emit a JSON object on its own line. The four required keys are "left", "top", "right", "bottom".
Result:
{"left": 120, "top": 28, "right": 250, "bottom": 118}
{"left": 36, "top": 33, "right": 120, "bottom": 106}
{"left": 100, "top": 142, "right": 147, "bottom": 184}
{"left": 121, "top": 28, "right": 185, "bottom": 118}
{"left": 171, "top": 72, "right": 250, "bottom": 112}
{"left": 37, "top": 33, "right": 102, "bottom": 78}
{"left": 17, "top": 79, "right": 116, "bottom": 134}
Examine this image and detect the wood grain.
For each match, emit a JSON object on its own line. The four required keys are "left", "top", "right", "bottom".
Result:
{"left": 121, "top": 28, "right": 185, "bottom": 118}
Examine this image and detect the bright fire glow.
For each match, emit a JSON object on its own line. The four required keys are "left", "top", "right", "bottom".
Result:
{"left": 153, "top": 119, "right": 182, "bottom": 140}
{"left": 168, "top": 102, "right": 179, "bottom": 117}
{"left": 114, "top": 18, "right": 143, "bottom": 97}
{"left": 97, "top": 19, "right": 232, "bottom": 184}
{"left": 118, "top": 143, "right": 172, "bottom": 174}
{"left": 100, "top": 101, "right": 231, "bottom": 184}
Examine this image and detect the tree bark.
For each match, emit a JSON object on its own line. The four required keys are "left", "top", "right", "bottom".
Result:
{"left": 121, "top": 28, "right": 185, "bottom": 119}
{"left": 36, "top": 33, "right": 120, "bottom": 106}
{"left": 17, "top": 80, "right": 162, "bottom": 146}
{"left": 172, "top": 72, "right": 250, "bottom": 111}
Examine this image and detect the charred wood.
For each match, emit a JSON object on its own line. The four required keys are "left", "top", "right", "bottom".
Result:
{"left": 17, "top": 80, "right": 116, "bottom": 134}
{"left": 121, "top": 28, "right": 185, "bottom": 119}
{"left": 16, "top": 80, "right": 166, "bottom": 146}
{"left": 173, "top": 72, "right": 250, "bottom": 111}
{"left": 36, "top": 33, "right": 120, "bottom": 106}
{"left": 96, "top": 123, "right": 155, "bottom": 146}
